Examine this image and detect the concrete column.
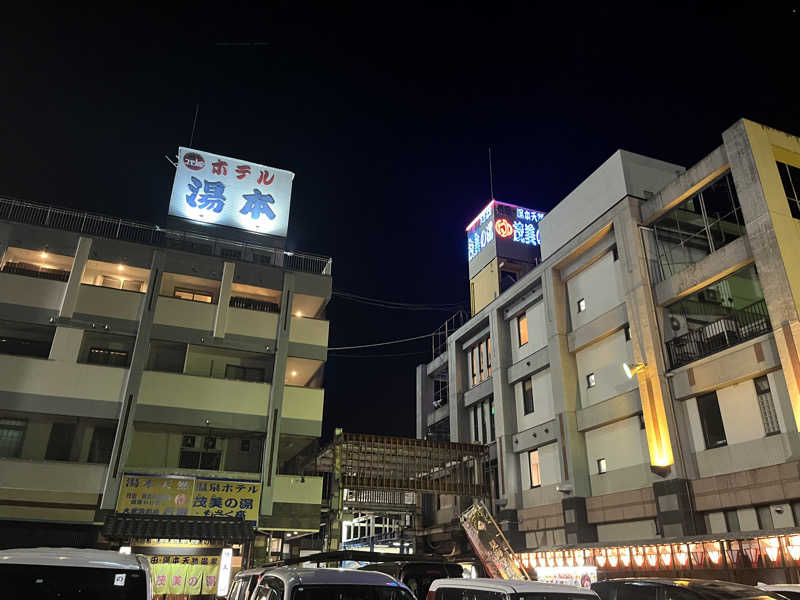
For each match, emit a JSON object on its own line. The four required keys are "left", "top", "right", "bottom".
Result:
{"left": 259, "top": 272, "right": 295, "bottom": 517}
{"left": 447, "top": 336, "right": 469, "bottom": 443}
{"left": 213, "top": 261, "right": 235, "bottom": 339}
{"left": 488, "top": 306, "right": 521, "bottom": 509}
{"left": 59, "top": 236, "right": 91, "bottom": 319}
{"left": 723, "top": 120, "right": 800, "bottom": 434}
{"left": 99, "top": 250, "right": 165, "bottom": 512}
{"left": 653, "top": 478, "right": 705, "bottom": 538}
{"left": 543, "top": 267, "right": 591, "bottom": 497}
{"left": 48, "top": 326, "right": 84, "bottom": 362}
{"left": 562, "top": 496, "right": 597, "bottom": 545}
{"left": 416, "top": 364, "right": 434, "bottom": 439}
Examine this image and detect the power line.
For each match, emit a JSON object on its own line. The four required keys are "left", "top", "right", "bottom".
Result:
{"left": 328, "top": 350, "right": 430, "bottom": 359}
{"left": 333, "top": 291, "right": 465, "bottom": 311}
{"left": 328, "top": 331, "right": 433, "bottom": 351}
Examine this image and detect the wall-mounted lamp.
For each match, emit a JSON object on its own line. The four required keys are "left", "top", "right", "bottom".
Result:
{"left": 623, "top": 362, "right": 646, "bottom": 379}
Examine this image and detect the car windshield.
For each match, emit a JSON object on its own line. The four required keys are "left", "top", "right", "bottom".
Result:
{"left": 1, "top": 564, "right": 147, "bottom": 599}
{"left": 294, "top": 584, "right": 416, "bottom": 600}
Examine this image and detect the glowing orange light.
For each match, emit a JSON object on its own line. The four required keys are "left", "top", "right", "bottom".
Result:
{"left": 620, "top": 551, "right": 631, "bottom": 568}
{"left": 708, "top": 551, "right": 721, "bottom": 565}
{"left": 495, "top": 218, "right": 513, "bottom": 238}
{"left": 646, "top": 554, "right": 658, "bottom": 567}
{"left": 788, "top": 546, "right": 800, "bottom": 561}
{"left": 764, "top": 538, "right": 780, "bottom": 562}
{"left": 596, "top": 554, "right": 607, "bottom": 568}
{"left": 633, "top": 554, "right": 645, "bottom": 568}
{"left": 574, "top": 551, "right": 584, "bottom": 566}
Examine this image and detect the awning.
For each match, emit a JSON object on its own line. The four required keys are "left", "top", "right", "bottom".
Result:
{"left": 102, "top": 514, "right": 255, "bottom": 542}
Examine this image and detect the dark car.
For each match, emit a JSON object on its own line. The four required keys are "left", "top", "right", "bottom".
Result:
{"left": 359, "top": 561, "right": 463, "bottom": 599}
{"left": 592, "top": 579, "right": 787, "bottom": 600}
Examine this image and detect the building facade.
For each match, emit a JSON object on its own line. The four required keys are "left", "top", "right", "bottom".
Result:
{"left": 0, "top": 196, "right": 331, "bottom": 561}
{"left": 417, "top": 120, "right": 800, "bottom": 564}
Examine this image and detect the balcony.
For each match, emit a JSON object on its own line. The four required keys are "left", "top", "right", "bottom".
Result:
{"left": 0, "top": 196, "right": 332, "bottom": 276}
{"left": 666, "top": 299, "right": 771, "bottom": 368}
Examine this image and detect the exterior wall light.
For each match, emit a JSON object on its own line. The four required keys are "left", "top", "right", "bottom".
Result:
{"left": 623, "top": 362, "right": 646, "bottom": 378}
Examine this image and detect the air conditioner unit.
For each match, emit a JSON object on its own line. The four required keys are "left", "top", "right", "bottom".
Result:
{"left": 669, "top": 315, "right": 689, "bottom": 337}
{"left": 703, "top": 288, "right": 720, "bottom": 303}
{"left": 181, "top": 435, "right": 197, "bottom": 449}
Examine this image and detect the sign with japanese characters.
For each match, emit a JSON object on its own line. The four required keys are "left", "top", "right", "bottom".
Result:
{"left": 168, "top": 146, "right": 294, "bottom": 237}
{"left": 116, "top": 474, "right": 261, "bottom": 525}
{"left": 150, "top": 555, "right": 219, "bottom": 596}
{"left": 466, "top": 200, "right": 545, "bottom": 263}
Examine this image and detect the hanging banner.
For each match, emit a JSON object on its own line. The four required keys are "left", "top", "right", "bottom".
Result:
{"left": 190, "top": 479, "right": 261, "bottom": 524}
{"left": 148, "top": 555, "right": 219, "bottom": 597}
{"left": 460, "top": 502, "right": 529, "bottom": 580}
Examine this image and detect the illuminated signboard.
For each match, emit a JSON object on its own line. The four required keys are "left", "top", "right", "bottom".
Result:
{"left": 466, "top": 200, "right": 545, "bottom": 261}
{"left": 168, "top": 147, "right": 294, "bottom": 237}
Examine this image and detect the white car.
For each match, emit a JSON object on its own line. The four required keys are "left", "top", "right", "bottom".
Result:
{"left": 231, "top": 566, "right": 415, "bottom": 600}
{"left": 428, "top": 578, "right": 600, "bottom": 600}
{"left": 0, "top": 547, "right": 152, "bottom": 599}
{"left": 758, "top": 584, "right": 800, "bottom": 600}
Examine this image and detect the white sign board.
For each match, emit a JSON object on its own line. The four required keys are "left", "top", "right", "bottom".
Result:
{"left": 168, "top": 147, "right": 294, "bottom": 237}
{"left": 535, "top": 566, "right": 597, "bottom": 588}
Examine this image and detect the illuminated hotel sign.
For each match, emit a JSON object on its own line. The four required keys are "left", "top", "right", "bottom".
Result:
{"left": 466, "top": 200, "right": 545, "bottom": 261}
{"left": 168, "top": 147, "right": 294, "bottom": 237}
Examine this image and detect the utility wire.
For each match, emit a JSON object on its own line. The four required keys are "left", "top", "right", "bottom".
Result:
{"left": 334, "top": 291, "right": 465, "bottom": 311}
{"left": 328, "top": 331, "right": 433, "bottom": 351}
{"left": 328, "top": 350, "right": 430, "bottom": 359}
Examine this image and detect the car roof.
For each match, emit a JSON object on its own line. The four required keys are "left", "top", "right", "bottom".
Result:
{"left": 759, "top": 585, "right": 800, "bottom": 591}
{"left": 0, "top": 548, "right": 144, "bottom": 570}
{"left": 261, "top": 567, "right": 403, "bottom": 586}
{"left": 597, "top": 580, "right": 764, "bottom": 593}
{"left": 431, "top": 578, "right": 596, "bottom": 595}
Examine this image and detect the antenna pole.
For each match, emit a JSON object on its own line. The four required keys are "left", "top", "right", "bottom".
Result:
{"left": 189, "top": 104, "right": 200, "bottom": 147}
{"left": 488, "top": 146, "right": 495, "bottom": 200}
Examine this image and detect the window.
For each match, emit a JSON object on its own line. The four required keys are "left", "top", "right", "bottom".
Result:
{"left": 241, "top": 439, "right": 251, "bottom": 452}
{"left": 174, "top": 288, "right": 213, "bottom": 303}
{"left": 638, "top": 413, "right": 646, "bottom": 429}
{"left": 522, "top": 379, "right": 535, "bottom": 415}
{"left": 87, "top": 427, "right": 115, "bottom": 463}
{"left": 624, "top": 324, "right": 631, "bottom": 341}
{"left": 597, "top": 458, "right": 607, "bottom": 474}
{"left": 469, "top": 339, "right": 491, "bottom": 387}
{"left": 697, "top": 392, "right": 727, "bottom": 449}
{"left": 45, "top": 422, "right": 76, "bottom": 461}
{"left": 755, "top": 375, "right": 780, "bottom": 435}
{"left": 87, "top": 347, "right": 129, "bottom": 367}
{"left": 179, "top": 435, "right": 222, "bottom": 470}
{"left": 518, "top": 314, "right": 529, "bottom": 346}
{"left": 777, "top": 161, "right": 800, "bottom": 219}
{"left": 528, "top": 449, "right": 541, "bottom": 488}
{"left": 488, "top": 399, "right": 495, "bottom": 442}
{"left": 612, "top": 246, "right": 619, "bottom": 261}
{"left": 757, "top": 505, "right": 774, "bottom": 529}
{"left": 480, "top": 402, "right": 487, "bottom": 443}
{"left": 577, "top": 298, "right": 586, "bottom": 313}
{"left": 0, "top": 418, "right": 26, "bottom": 458}
{"left": 225, "top": 364, "right": 266, "bottom": 382}
{"left": 486, "top": 338, "right": 492, "bottom": 377}
{"left": 586, "top": 373, "right": 596, "bottom": 388}
{"left": 724, "top": 509, "right": 741, "bottom": 532}
{"left": 472, "top": 406, "right": 479, "bottom": 442}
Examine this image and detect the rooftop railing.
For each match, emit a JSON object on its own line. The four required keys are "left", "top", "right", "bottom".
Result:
{"left": 0, "top": 196, "right": 332, "bottom": 276}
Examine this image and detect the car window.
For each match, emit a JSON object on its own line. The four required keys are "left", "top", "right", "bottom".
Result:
{"left": 435, "top": 588, "right": 504, "bottom": 600}
{"left": 2, "top": 564, "right": 148, "bottom": 599}
{"left": 229, "top": 580, "right": 242, "bottom": 600}
{"left": 293, "top": 584, "right": 416, "bottom": 600}
{"left": 592, "top": 583, "right": 619, "bottom": 600}
{"left": 620, "top": 583, "right": 660, "bottom": 600}
{"left": 664, "top": 587, "right": 699, "bottom": 600}
{"left": 515, "top": 594, "right": 597, "bottom": 600}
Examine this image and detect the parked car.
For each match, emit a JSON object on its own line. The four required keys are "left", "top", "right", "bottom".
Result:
{"left": 232, "top": 566, "right": 415, "bottom": 600}
{"left": 428, "top": 577, "right": 600, "bottom": 600}
{"left": 758, "top": 584, "right": 800, "bottom": 600}
{"left": 229, "top": 567, "right": 269, "bottom": 600}
{"left": 592, "top": 578, "right": 787, "bottom": 600}
{"left": 359, "top": 560, "right": 464, "bottom": 599}
{"left": 0, "top": 547, "right": 152, "bottom": 599}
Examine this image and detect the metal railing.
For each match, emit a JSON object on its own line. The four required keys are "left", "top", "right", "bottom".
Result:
{"left": 432, "top": 310, "right": 468, "bottom": 359}
{"left": 1, "top": 261, "right": 70, "bottom": 282}
{"left": 0, "top": 196, "right": 332, "bottom": 276}
{"left": 229, "top": 295, "right": 280, "bottom": 313}
{"left": 666, "top": 299, "right": 771, "bottom": 369}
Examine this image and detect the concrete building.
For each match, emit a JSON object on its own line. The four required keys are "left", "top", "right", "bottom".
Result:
{"left": 416, "top": 120, "right": 800, "bottom": 571}
{"left": 0, "top": 194, "right": 331, "bottom": 560}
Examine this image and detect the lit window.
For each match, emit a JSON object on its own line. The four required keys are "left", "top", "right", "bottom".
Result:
{"left": 597, "top": 458, "right": 608, "bottom": 474}
{"left": 577, "top": 298, "right": 586, "bottom": 313}
{"left": 518, "top": 314, "right": 529, "bottom": 346}
{"left": 174, "top": 288, "right": 213, "bottom": 303}
{"left": 529, "top": 449, "right": 541, "bottom": 488}
{"left": 587, "top": 373, "right": 596, "bottom": 388}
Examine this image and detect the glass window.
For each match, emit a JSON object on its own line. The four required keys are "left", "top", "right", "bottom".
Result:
{"left": 480, "top": 402, "right": 487, "bottom": 443}
{"left": 489, "top": 399, "right": 496, "bottom": 441}
{"left": 777, "top": 161, "right": 800, "bottom": 219}
{"left": 87, "top": 347, "right": 129, "bottom": 367}
{"left": 586, "top": 373, "right": 596, "bottom": 388}
{"left": 597, "top": 458, "right": 607, "bottom": 474}
{"left": 471, "top": 348, "right": 478, "bottom": 387}
{"left": 755, "top": 375, "right": 780, "bottom": 435}
{"left": 577, "top": 298, "right": 586, "bottom": 313}
{"left": 486, "top": 338, "right": 492, "bottom": 377}
{"left": 529, "top": 449, "right": 541, "bottom": 488}
{"left": 620, "top": 583, "right": 659, "bottom": 600}
{"left": 0, "top": 418, "right": 26, "bottom": 458}
{"left": 473, "top": 406, "right": 479, "bottom": 442}
{"left": 697, "top": 392, "right": 727, "bottom": 449}
{"left": 724, "top": 509, "right": 740, "bottom": 532}
{"left": 2, "top": 564, "right": 148, "bottom": 599}
{"left": 518, "top": 314, "right": 529, "bottom": 346}
{"left": 757, "top": 505, "right": 774, "bottom": 529}
{"left": 523, "top": 379, "right": 535, "bottom": 414}
{"left": 174, "top": 288, "right": 213, "bottom": 303}
{"left": 45, "top": 422, "right": 76, "bottom": 461}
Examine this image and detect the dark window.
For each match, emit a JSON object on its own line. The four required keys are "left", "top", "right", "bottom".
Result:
{"left": 45, "top": 422, "right": 76, "bottom": 461}
{"left": 489, "top": 399, "right": 496, "bottom": 442}
{"left": 2, "top": 564, "right": 147, "bottom": 599}
{"left": 200, "top": 451, "right": 221, "bottom": 470}
{"left": 179, "top": 450, "right": 200, "bottom": 468}
{"left": 697, "top": 392, "right": 726, "bottom": 449}
{"left": 777, "top": 161, "right": 800, "bottom": 219}
{"left": 612, "top": 246, "right": 619, "bottom": 261}
{"left": 757, "top": 505, "right": 774, "bottom": 529}
{"left": 87, "top": 347, "right": 130, "bottom": 367}
{"left": 586, "top": 373, "right": 596, "bottom": 388}
{"left": 0, "top": 418, "right": 26, "bottom": 458}
{"left": 480, "top": 403, "right": 487, "bottom": 443}
{"left": 724, "top": 509, "right": 741, "bottom": 532}
{"left": 225, "top": 364, "right": 266, "bottom": 382}
{"left": 619, "top": 583, "right": 660, "bottom": 600}
{"left": 624, "top": 325, "right": 631, "bottom": 341}
{"left": 522, "top": 379, "right": 535, "bottom": 414}
{"left": 87, "top": 426, "right": 115, "bottom": 463}
{"left": 472, "top": 406, "right": 479, "bottom": 442}
{"left": 220, "top": 247, "right": 242, "bottom": 260}
{"left": 241, "top": 439, "right": 251, "bottom": 452}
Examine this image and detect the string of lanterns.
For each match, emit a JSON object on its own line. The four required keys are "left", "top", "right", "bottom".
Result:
{"left": 517, "top": 535, "right": 800, "bottom": 571}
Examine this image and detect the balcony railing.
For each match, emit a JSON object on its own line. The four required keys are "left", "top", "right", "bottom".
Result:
{"left": 1, "top": 261, "right": 70, "bottom": 282}
{"left": 229, "top": 295, "right": 280, "bottom": 313}
{"left": 666, "top": 299, "right": 771, "bottom": 369}
{"left": 0, "top": 196, "right": 332, "bottom": 276}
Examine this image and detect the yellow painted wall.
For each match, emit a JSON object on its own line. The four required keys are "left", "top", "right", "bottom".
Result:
{"left": 76, "top": 284, "right": 143, "bottom": 321}
{"left": 273, "top": 474, "right": 323, "bottom": 504}
{"left": 138, "top": 371, "right": 269, "bottom": 416}
{"left": 0, "top": 273, "right": 65, "bottom": 310}
{"left": 0, "top": 355, "right": 125, "bottom": 402}
{"left": 282, "top": 386, "right": 324, "bottom": 422}
{"left": 288, "top": 317, "right": 330, "bottom": 347}
{"left": 470, "top": 258, "right": 499, "bottom": 315}
{"left": 227, "top": 307, "right": 278, "bottom": 339}
{"left": 154, "top": 296, "right": 215, "bottom": 331}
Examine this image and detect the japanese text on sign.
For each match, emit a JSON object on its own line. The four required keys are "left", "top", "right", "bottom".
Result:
{"left": 168, "top": 147, "right": 294, "bottom": 237}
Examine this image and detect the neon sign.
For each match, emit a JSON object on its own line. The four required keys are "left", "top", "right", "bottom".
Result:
{"left": 466, "top": 201, "right": 545, "bottom": 262}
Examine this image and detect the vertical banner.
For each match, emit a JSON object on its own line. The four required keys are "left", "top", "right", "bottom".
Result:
{"left": 185, "top": 561, "right": 204, "bottom": 596}
{"left": 460, "top": 502, "right": 529, "bottom": 580}
{"left": 201, "top": 556, "right": 220, "bottom": 595}
{"left": 150, "top": 561, "right": 168, "bottom": 596}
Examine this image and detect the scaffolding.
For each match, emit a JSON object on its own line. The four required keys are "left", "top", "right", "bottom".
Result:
{"left": 316, "top": 431, "right": 488, "bottom": 554}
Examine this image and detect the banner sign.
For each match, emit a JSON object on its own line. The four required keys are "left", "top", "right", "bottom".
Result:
{"left": 149, "top": 555, "right": 219, "bottom": 596}
{"left": 460, "top": 502, "right": 529, "bottom": 580}
{"left": 169, "top": 146, "right": 294, "bottom": 237}
{"left": 466, "top": 200, "right": 545, "bottom": 262}
{"left": 535, "top": 566, "right": 597, "bottom": 588}
{"left": 116, "top": 474, "right": 261, "bottom": 525}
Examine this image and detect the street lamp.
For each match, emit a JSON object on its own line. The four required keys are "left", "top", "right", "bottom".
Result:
{"left": 623, "top": 362, "right": 646, "bottom": 379}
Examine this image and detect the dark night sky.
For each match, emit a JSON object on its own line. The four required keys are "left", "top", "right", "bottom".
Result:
{"left": 2, "top": 4, "right": 799, "bottom": 441}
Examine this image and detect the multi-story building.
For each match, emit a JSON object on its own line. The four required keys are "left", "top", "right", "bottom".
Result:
{"left": 0, "top": 183, "right": 330, "bottom": 564}
{"left": 417, "top": 119, "right": 800, "bottom": 577}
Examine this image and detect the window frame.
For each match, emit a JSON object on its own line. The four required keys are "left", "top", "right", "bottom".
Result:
{"left": 528, "top": 449, "right": 541, "bottom": 488}
{"left": 697, "top": 391, "right": 727, "bottom": 449}
{"left": 517, "top": 313, "right": 529, "bottom": 346}
{"left": 586, "top": 372, "right": 596, "bottom": 388}
{"left": 522, "top": 378, "right": 535, "bottom": 415}
{"left": 597, "top": 457, "right": 608, "bottom": 474}
{"left": 754, "top": 375, "right": 780, "bottom": 436}
{"left": 173, "top": 287, "right": 214, "bottom": 303}
{"left": 0, "top": 418, "right": 27, "bottom": 459}
{"left": 577, "top": 298, "right": 586, "bottom": 313}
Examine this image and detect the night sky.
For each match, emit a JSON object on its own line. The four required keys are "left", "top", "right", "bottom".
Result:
{"left": 2, "top": 4, "right": 799, "bottom": 441}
